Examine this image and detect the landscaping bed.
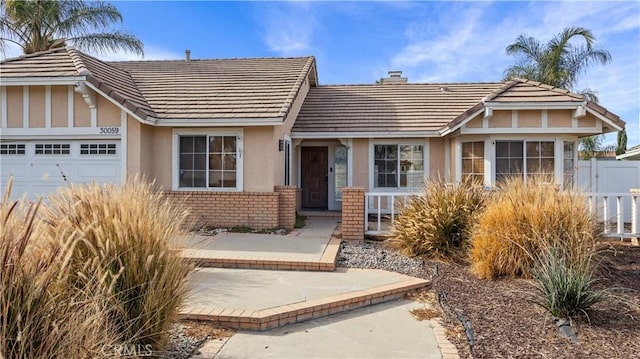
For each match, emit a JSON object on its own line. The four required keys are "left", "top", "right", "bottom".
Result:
{"left": 338, "top": 239, "right": 640, "bottom": 358}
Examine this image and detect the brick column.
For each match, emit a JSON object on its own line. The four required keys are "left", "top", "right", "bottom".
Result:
{"left": 342, "top": 187, "right": 365, "bottom": 240}
{"left": 275, "top": 186, "right": 297, "bottom": 230}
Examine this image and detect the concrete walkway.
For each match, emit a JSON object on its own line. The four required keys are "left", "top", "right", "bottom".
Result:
{"left": 215, "top": 300, "right": 443, "bottom": 359}
{"left": 179, "top": 217, "right": 459, "bottom": 359}
{"left": 181, "top": 217, "right": 341, "bottom": 271}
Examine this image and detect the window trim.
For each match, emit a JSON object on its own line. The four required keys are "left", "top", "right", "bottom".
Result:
{"left": 368, "top": 138, "right": 429, "bottom": 192}
{"left": 172, "top": 128, "right": 244, "bottom": 192}
{"left": 284, "top": 135, "right": 292, "bottom": 186}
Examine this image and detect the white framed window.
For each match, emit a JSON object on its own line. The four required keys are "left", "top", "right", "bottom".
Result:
{"left": 495, "top": 140, "right": 554, "bottom": 182}
{"left": 0, "top": 143, "right": 26, "bottom": 155}
{"left": 462, "top": 141, "right": 484, "bottom": 183}
{"left": 563, "top": 141, "right": 575, "bottom": 187}
{"left": 35, "top": 143, "right": 71, "bottom": 155}
{"left": 173, "top": 129, "right": 243, "bottom": 191}
{"left": 372, "top": 142, "right": 424, "bottom": 189}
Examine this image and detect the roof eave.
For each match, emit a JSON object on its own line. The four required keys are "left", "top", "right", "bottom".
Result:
{"left": 0, "top": 76, "right": 86, "bottom": 85}
{"left": 154, "top": 117, "right": 285, "bottom": 127}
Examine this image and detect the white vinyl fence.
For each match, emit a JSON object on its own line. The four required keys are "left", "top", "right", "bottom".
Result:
{"left": 365, "top": 160, "right": 640, "bottom": 238}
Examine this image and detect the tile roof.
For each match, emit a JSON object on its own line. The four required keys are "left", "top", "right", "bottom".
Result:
{"left": 109, "top": 57, "right": 315, "bottom": 120}
{"left": 293, "top": 78, "right": 625, "bottom": 135}
{"left": 1, "top": 47, "right": 316, "bottom": 123}
{"left": 293, "top": 83, "right": 504, "bottom": 134}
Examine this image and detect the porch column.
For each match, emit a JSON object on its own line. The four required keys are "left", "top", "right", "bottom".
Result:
{"left": 342, "top": 187, "right": 365, "bottom": 240}
{"left": 275, "top": 186, "right": 297, "bottom": 230}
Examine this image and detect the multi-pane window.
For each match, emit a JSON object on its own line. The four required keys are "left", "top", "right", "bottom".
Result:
{"left": 495, "top": 140, "right": 554, "bottom": 182}
{"left": 0, "top": 144, "right": 26, "bottom": 155}
{"left": 179, "top": 135, "right": 237, "bottom": 189}
{"left": 526, "top": 141, "right": 555, "bottom": 177}
{"left": 462, "top": 141, "right": 484, "bottom": 183}
{"left": 35, "top": 143, "right": 70, "bottom": 155}
{"left": 563, "top": 141, "right": 575, "bottom": 187}
{"left": 374, "top": 144, "right": 423, "bottom": 188}
{"left": 334, "top": 146, "right": 347, "bottom": 199}
{"left": 80, "top": 143, "right": 116, "bottom": 155}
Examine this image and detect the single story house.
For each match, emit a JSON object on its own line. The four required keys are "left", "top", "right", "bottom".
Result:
{"left": 0, "top": 47, "right": 625, "bottom": 231}
{"left": 617, "top": 145, "right": 640, "bottom": 160}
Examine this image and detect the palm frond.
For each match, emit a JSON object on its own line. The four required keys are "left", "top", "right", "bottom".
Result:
{"left": 69, "top": 31, "right": 143, "bottom": 56}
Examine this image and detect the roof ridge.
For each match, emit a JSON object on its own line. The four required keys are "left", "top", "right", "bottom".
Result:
{"left": 0, "top": 47, "right": 67, "bottom": 64}
{"left": 65, "top": 46, "right": 91, "bottom": 75}
{"left": 485, "top": 78, "right": 585, "bottom": 101}
{"left": 107, "top": 55, "right": 315, "bottom": 64}
{"left": 315, "top": 82, "right": 505, "bottom": 88}
{"left": 277, "top": 56, "right": 316, "bottom": 119}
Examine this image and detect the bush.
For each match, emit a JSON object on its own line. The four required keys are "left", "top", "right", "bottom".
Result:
{"left": 532, "top": 239, "right": 604, "bottom": 319}
{"left": 41, "top": 178, "right": 191, "bottom": 350}
{"left": 470, "top": 175, "right": 599, "bottom": 279}
{"left": 389, "top": 178, "right": 485, "bottom": 260}
{"left": 1, "top": 181, "right": 115, "bottom": 359}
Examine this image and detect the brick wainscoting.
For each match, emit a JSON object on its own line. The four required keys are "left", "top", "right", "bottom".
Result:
{"left": 166, "top": 186, "right": 298, "bottom": 230}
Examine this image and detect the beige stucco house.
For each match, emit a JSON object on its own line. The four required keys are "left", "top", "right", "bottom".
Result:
{"left": 0, "top": 47, "right": 626, "bottom": 230}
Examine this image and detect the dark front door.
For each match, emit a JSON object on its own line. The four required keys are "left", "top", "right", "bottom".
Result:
{"left": 301, "top": 147, "right": 328, "bottom": 209}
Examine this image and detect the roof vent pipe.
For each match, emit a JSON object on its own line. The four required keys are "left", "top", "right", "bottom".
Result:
{"left": 185, "top": 49, "right": 191, "bottom": 62}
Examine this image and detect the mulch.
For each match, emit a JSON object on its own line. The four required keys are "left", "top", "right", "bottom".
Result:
{"left": 427, "top": 240, "right": 640, "bottom": 358}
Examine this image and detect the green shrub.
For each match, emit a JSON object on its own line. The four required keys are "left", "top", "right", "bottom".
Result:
{"left": 1, "top": 180, "right": 115, "bottom": 359}
{"left": 389, "top": 178, "right": 485, "bottom": 260}
{"left": 532, "top": 239, "right": 604, "bottom": 319}
{"left": 41, "top": 178, "right": 191, "bottom": 350}
{"left": 470, "top": 175, "right": 599, "bottom": 279}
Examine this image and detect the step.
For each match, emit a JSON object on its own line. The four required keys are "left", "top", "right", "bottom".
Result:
{"left": 178, "top": 267, "right": 430, "bottom": 331}
{"left": 182, "top": 233, "right": 341, "bottom": 271}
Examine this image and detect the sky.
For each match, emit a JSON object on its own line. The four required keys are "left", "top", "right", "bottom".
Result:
{"left": 4, "top": 0, "right": 639, "bottom": 146}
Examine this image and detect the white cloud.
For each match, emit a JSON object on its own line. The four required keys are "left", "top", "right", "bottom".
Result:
{"left": 255, "top": 2, "right": 318, "bottom": 56}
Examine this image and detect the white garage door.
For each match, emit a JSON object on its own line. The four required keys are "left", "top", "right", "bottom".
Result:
{"left": 0, "top": 140, "right": 121, "bottom": 200}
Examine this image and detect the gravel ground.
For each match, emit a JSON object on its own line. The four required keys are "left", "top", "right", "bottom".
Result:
{"left": 336, "top": 240, "right": 432, "bottom": 279}
{"left": 337, "top": 239, "right": 640, "bottom": 359}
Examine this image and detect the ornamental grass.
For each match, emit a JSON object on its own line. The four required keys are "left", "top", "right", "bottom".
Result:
{"left": 389, "top": 178, "right": 486, "bottom": 261}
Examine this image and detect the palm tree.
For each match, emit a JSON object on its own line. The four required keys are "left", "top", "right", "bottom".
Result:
{"left": 503, "top": 26, "right": 611, "bottom": 101}
{"left": 0, "top": 0, "right": 143, "bottom": 56}
{"left": 504, "top": 27, "right": 613, "bottom": 158}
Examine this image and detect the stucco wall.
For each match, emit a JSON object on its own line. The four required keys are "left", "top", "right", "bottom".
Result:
{"left": 6, "top": 86, "right": 22, "bottom": 128}
{"left": 28, "top": 86, "right": 45, "bottom": 128}
{"left": 73, "top": 91, "right": 91, "bottom": 127}
{"left": 351, "top": 139, "right": 369, "bottom": 188}
{"left": 548, "top": 109, "right": 572, "bottom": 127}
{"left": 518, "top": 110, "right": 541, "bottom": 127}
{"left": 488, "top": 110, "right": 512, "bottom": 128}
{"left": 51, "top": 86, "right": 68, "bottom": 127}
{"left": 429, "top": 137, "right": 446, "bottom": 180}
{"left": 244, "top": 126, "right": 276, "bottom": 192}
{"left": 97, "top": 95, "right": 120, "bottom": 127}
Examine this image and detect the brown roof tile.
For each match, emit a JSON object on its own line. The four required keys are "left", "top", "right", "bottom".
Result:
{"left": 1, "top": 47, "right": 315, "bottom": 123}
{"left": 109, "top": 57, "right": 315, "bottom": 120}
{"left": 293, "top": 83, "right": 504, "bottom": 134}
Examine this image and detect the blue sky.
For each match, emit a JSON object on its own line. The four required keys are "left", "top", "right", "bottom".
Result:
{"left": 5, "top": 1, "right": 639, "bottom": 146}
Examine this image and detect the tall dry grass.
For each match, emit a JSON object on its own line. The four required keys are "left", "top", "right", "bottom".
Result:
{"left": 40, "top": 178, "right": 191, "bottom": 350}
{"left": 0, "top": 180, "right": 116, "bottom": 359}
{"left": 389, "top": 178, "right": 485, "bottom": 260}
{"left": 470, "top": 175, "right": 599, "bottom": 279}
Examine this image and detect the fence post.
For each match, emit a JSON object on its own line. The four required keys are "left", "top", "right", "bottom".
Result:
{"left": 632, "top": 189, "right": 640, "bottom": 246}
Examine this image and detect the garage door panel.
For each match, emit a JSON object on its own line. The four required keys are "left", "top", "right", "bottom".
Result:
{"left": 77, "top": 162, "right": 120, "bottom": 183}
{"left": 1, "top": 140, "right": 121, "bottom": 200}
